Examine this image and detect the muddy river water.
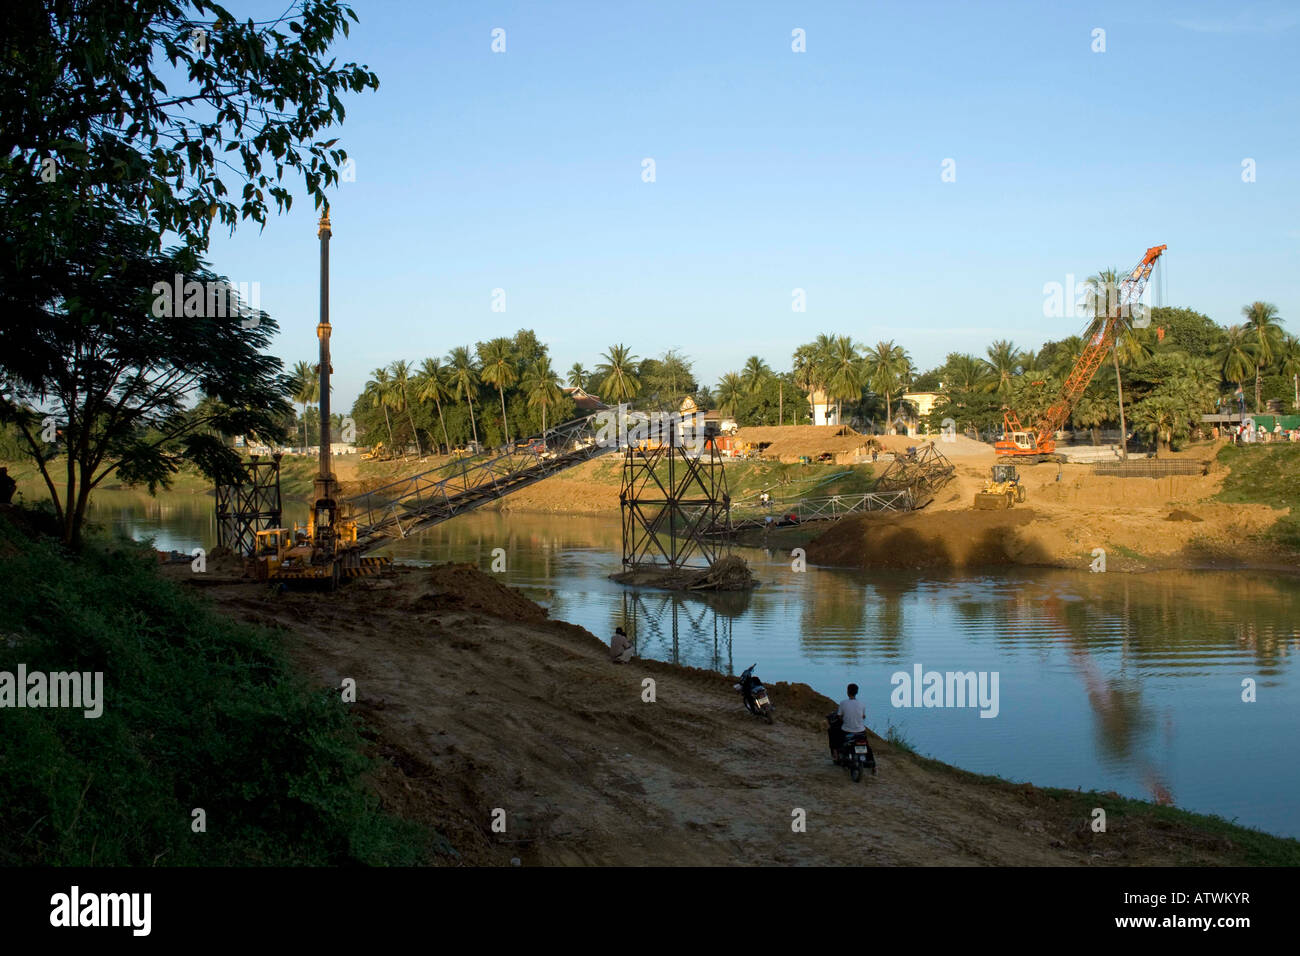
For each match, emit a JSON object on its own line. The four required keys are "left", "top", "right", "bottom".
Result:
{"left": 91, "top": 491, "right": 1300, "bottom": 839}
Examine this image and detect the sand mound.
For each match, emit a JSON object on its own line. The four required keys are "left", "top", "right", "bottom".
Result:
{"left": 1166, "top": 509, "right": 1204, "bottom": 522}
{"left": 407, "top": 562, "right": 550, "bottom": 623}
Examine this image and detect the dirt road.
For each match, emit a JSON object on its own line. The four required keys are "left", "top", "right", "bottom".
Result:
{"left": 183, "top": 563, "right": 1246, "bottom": 866}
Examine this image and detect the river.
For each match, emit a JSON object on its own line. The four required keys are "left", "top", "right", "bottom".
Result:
{"left": 90, "top": 489, "right": 1300, "bottom": 840}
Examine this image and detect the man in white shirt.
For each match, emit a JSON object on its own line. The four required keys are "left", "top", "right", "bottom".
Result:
{"left": 838, "top": 683, "right": 867, "bottom": 735}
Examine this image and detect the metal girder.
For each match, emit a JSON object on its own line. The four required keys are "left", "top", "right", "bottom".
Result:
{"left": 619, "top": 434, "right": 731, "bottom": 570}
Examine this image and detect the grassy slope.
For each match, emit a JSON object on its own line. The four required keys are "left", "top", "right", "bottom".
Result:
{"left": 0, "top": 507, "right": 445, "bottom": 866}
{"left": 1216, "top": 444, "right": 1300, "bottom": 551}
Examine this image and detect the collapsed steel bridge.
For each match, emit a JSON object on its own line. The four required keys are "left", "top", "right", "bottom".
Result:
{"left": 344, "top": 409, "right": 624, "bottom": 552}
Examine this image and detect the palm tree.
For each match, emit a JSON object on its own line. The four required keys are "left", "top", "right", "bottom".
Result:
{"left": 567, "top": 363, "right": 589, "bottom": 389}
{"left": 741, "top": 356, "right": 771, "bottom": 393}
{"left": 716, "top": 372, "right": 746, "bottom": 416}
{"left": 479, "top": 338, "right": 518, "bottom": 445}
{"left": 982, "top": 340, "right": 1023, "bottom": 397}
{"left": 1216, "top": 325, "right": 1258, "bottom": 412}
{"left": 389, "top": 359, "right": 422, "bottom": 456}
{"left": 943, "top": 353, "right": 992, "bottom": 391}
{"left": 597, "top": 344, "right": 641, "bottom": 403}
{"left": 1134, "top": 398, "right": 1178, "bottom": 455}
{"left": 417, "top": 357, "right": 453, "bottom": 454}
{"left": 1084, "top": 267, "right": 1133, "bottom": 458}
{"left": 1071, "top": 394, "right": 1106, "bottom": 446}
{"left": 364, "top": 367, "right": 395, "bottom": 448}
{"left": 1277, "top": 334, "right": 1300, "bottom": 411}
{"left": 448, "top": 346, "right": 481, "bottom": 447}
{"left": 824, "top": 336, "right": 865, "bottom": 426}
{"left": 1242, "top": 301, "right": 1284, "bottom": 412}
{"left": 521, "top": 356, "right": 563, "bottom": 436}
{"left": 863, "top": 339, "right": 911, "bottom": 429}
{"left": 290, "top": 360, "right": 319, "bottom": 449}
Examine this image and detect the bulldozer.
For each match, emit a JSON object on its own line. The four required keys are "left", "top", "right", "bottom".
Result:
{"left": 974, "top": 463, "right": 1026, "bottom": 510}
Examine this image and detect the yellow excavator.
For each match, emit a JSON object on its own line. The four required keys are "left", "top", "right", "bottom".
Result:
{"left": 974, "top": 463, "right": 1026, "bottom": 510}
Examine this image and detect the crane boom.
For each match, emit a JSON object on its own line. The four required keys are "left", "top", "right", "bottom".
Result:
{"left": 996, "top": 244, "right": 1166, "bottom": 459}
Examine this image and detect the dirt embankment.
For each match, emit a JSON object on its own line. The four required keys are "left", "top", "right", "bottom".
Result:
{"left": 807, "top": 450, "right": 1291, "bottom": 572}
{"left": 174, "top": 562, "right": 1262, "bottom": 866}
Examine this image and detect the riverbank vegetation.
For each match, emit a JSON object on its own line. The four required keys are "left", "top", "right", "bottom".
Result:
{"left": 0, "top": 507, "right": 440, "bottom": 865}
{"left": 1216, "top": 443, "right": 1300, "bottom": 551}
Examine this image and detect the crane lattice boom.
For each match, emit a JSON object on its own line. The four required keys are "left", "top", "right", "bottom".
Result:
{"left": 997, "top": 244, "right": 1166, "bottom": 459}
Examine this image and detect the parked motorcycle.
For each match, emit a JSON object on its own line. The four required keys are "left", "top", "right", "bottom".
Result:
{"left": 827, "top": 711, "right": 876, "bottom": 782}
{"left": 734, "top": 664, "right": 774, "bottom": 723}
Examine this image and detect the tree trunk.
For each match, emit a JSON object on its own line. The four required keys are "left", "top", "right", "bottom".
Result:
{"left": 467, "top": 394, "right": 479, "bottom": 446}
{"left": 382, "top": 405, "right": 394, "bottom": 447}
{"left": 406, "top": 400, "right": 421, "bottom": 456}
{"left": 498, "top": 386, "right": 510, "bottom": 445}
{"left": 778, "top": 381, "right": 783, "bottom": 426}
{"left": 301, "top": 403, "right": 307, "bottom": 449}
{"left": 1256, "top": 365, "right": 1263, "bottom": 414}
{"left": 1113, "top": 348, "right": 1127, "bottom": 460}
{"left": 435, "top": 396, "right": 450, "bottom": 454}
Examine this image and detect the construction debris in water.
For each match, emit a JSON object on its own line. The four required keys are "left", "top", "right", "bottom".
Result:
{"left": 610, "top": 555, "right": 757, "bottom": 591}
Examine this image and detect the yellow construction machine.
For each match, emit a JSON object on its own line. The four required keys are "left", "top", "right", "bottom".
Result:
{"left": 974, "top": 463, "right": 1027, "bottom": 510}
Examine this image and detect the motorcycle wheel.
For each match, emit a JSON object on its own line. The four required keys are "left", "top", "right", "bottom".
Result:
{"left": 850, "top": 764, "right": 862, "bottom": 782}
{"left": 763, "top": 708, "right": 774, "bottom": 725}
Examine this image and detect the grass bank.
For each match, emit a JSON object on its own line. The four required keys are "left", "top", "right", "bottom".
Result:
{"left": 0, "top": 505, "right": 445, "bottom": 865}
{"left": 1216, "top": 443, "right": 1300, "bottom": 552}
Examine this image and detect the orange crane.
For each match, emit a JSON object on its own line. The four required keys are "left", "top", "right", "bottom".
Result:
{"left": 996, "top": 244, "right": 1166, "bottom": 460}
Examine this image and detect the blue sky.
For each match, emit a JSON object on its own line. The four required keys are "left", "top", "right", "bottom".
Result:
{"left": 204, "top": 1, "right": 1300, "bottom": 408}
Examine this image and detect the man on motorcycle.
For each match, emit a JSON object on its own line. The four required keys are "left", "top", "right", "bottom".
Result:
{"left": 836, "top": 683, "right": 867, "bottom": 748}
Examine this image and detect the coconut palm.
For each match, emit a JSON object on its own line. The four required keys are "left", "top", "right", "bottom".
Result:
{"left": 982, "top": 340, "right": 1023, "bottom": 397}
{"left": 417, "top": 357, "right": 453, "bottom": 454}
{"left": 1242, "top": 301, "right": 1284, "bottom": 412}
{"left": 364, "top": 367, "right": 395, "bottom": 448}
{"left": 1277, "top": 334, "right": 1300, "bottom": 411}
{"left": 567, "top": 363, "right": 589, "bottom": 389}
{"left": 863, "top": 339, "right": 911, "bottom": 428}
{"left": 479, "top": 337, "right": 519, "bottom": 445}
{"left": 1071, "top": 393, "right": 1107, "bottom": 446}
{"left": 1134, "top": 398, "right": 1178, "bottom": 455}
{"left": 943, "top": 353, "right": 993, "bottom": 391}
{"left": 597, "top": 344, "right": 641, "bottom": 403}
{"left": 521, "top": 356, "right": 563, "bottom": 436}
{"left": 741, "top": 356, "right": 771, "bottom": 393}
{"left": 716, "top": 372, "right": 746, "bottom": 416}
{"left": 822, "top": 336, "right": 866, "bottom": 426}
{"left": 389, "top": 359, "right": 422, "bottom": 456}
{"left": 290, "top": 359, "right": 319, "bottom": 449}
{"left": 1216, "top": 326, "right": 1258, "bottom": 410}
{"left": 447, "top": 346, "right": 481, "bottom": 447}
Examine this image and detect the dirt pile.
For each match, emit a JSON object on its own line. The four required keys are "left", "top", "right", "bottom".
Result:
{"left": 610, "top": 555, "right": 758, "bottom": 591}
{"left": 407, "top": 562, "right": 550, "bottom": 623}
